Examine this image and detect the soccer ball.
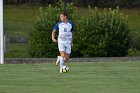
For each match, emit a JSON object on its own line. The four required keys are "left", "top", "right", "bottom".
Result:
{"left": 61, "top": 65, "right": 69, "bottom": 73}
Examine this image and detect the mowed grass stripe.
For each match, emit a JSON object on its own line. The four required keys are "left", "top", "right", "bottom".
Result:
{"left": 0, "top": 62, "right": 140, "bottom": 93}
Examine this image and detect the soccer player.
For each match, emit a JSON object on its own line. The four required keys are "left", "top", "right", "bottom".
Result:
{"left": 52, "top": 13, "right": 74, "bottom": 73}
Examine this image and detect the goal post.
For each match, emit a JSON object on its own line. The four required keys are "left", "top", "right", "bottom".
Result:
{"left": 0, "top": 0, "right": 4, "bottom": 64}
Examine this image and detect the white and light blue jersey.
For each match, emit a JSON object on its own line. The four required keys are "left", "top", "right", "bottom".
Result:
{"left": 53, "top": 21, "right": 74, "bottom": 43}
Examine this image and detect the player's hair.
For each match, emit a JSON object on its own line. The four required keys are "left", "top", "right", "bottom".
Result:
{"left": 60, "top": 12, "right": 68, "bottom": 17}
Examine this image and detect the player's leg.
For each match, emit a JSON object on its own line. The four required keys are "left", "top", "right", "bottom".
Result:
{"left": 58, "top": 42, "right": 66, "bottom": 73}
{"left": 56, "top": 55, "right": 67, "bottom": 65}
{"left": 64, "top": 43, "right": 71, "bottom": 62}
{"left": 59, "top": 51, "right": 66, "bottom": 73}
{"left": 59, "top": 51, "right": 65, "bottom": 66}
{"left": 56, "top": 55, "right": 60, "bottom": 65}
{"left": 64, "top": 53, "right": 70, "bottom": 62}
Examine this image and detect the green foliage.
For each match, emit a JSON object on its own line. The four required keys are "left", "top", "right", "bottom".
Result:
{"left": 28, "top": 2, "right": 76, "bottom": 57}
{"left": 29, "top": 2, "right": 131, "bottom": 57}
{"left": 135, "top": 36, "right": 140, "bottom": 50}
{"left": 131, "top": 34, "right": 140, "bottom": 51}
{"left": 28, "top": 6, "right": 58, "bottom": 57}
{"left": 73, "top": 7, "right": 131, "bottom": 57}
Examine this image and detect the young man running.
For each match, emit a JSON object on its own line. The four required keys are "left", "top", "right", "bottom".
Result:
{"left": 52, "top": 13, "right": 74, "bottom": 73}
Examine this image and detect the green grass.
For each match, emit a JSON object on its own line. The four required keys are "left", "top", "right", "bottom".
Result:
{"left": 4, "top": 5, "right": 39, "bottom": 38}
{"left": 4, "top": 43, "right": 30, "bottom": 58}
{"left": 121, "top": 9, "right": 140, "bottom": 35}
{"left": 0, "top": 62, "right": 140, "bottom": 93}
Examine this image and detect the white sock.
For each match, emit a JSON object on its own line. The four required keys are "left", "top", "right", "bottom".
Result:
{"left": 60, "top": 57, "right": 64, "bottom": 68}
{"left": 56, "top": 56, "right": 60, "bottom": 63}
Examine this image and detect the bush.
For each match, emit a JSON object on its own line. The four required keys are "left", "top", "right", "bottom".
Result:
{"left": 28, "top": 1, "right": 76, "bottom": 57}
{"left": 29, "top": 2, "right": 131, "bottom": 57}
{"left": 73, "top": 7, "right": 131, "bottom": 57}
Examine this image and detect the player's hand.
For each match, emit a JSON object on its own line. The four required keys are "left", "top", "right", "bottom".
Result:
{"left": 52, "top": 38, "right": 57, "bottom": 43}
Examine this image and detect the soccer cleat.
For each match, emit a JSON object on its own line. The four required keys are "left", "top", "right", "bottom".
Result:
{"left": 60, "top": 68, "right": 63, "bottom": 73}
{"left": 56, "top": 56, "right": 60, "bottom": 65}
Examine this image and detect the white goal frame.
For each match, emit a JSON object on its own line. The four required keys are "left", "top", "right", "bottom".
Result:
{"left": 0, "top": 0, "right": 4, "bottom": 64}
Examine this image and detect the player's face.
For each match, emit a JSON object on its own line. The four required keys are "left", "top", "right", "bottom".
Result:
{"left": 60, "top": 14, "right": 67, "bottom": 22}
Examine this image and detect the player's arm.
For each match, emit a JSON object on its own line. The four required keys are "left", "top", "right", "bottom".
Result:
{"left": 52, "top": 30, "right": 57, "bottom": 42}
{"left": 52, "top": 22, "right": 59, "bottom": 42}
{"left": 71, "top": 32, "right": 74, "bottom": 46}
{"left": 71, "top": 22, "right": 74, "bottom": 46}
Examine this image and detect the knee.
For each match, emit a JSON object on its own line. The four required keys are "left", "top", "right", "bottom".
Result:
{"left": 64, "top": 57, "right": 69, "bottom": 61}
{"left": 60, "top": 54, "right": 65, "bottom": 58}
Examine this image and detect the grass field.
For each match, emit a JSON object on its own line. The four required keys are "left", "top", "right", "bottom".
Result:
{"left": 0, "top": 62, "right": 140, "bottom": 93}
{"left": 4, "top": 5, "right": 39, "bottom": 37}
{"left": 4, "top": 43, "right": 30, "bottom": 58}
{"left": 122, "top": 9, "right": 140, "bottom": 35}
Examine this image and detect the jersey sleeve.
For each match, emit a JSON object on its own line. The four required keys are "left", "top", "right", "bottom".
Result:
{"left": 69, "top": 21, "right": 74, "bottom": 32}
{"left": 53, "top": 22, "right": 61, "bottom": 31}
